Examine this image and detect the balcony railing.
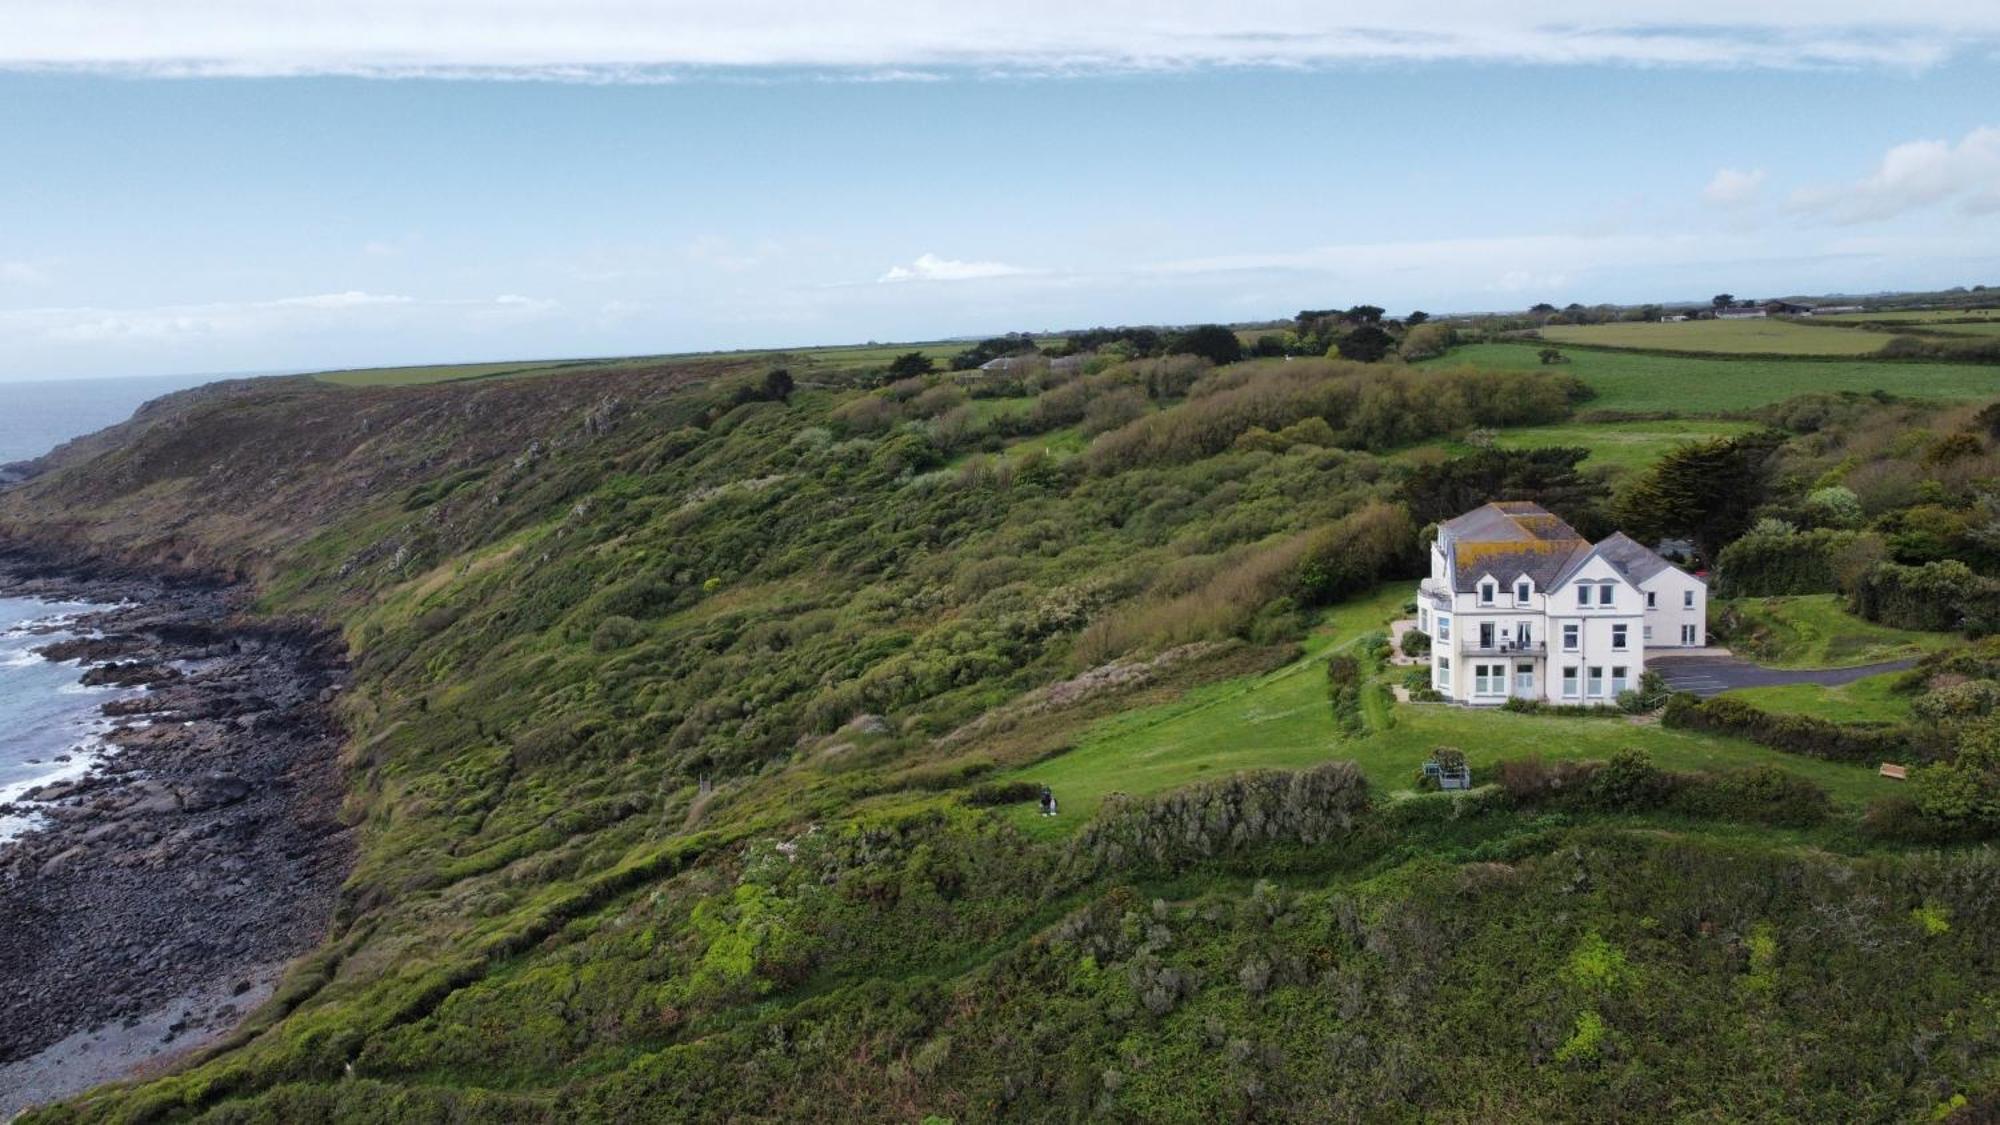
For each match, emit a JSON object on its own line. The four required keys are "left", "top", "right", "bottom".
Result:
{"left": 1459, "top": 638, "right": 1546, "bottom": 656}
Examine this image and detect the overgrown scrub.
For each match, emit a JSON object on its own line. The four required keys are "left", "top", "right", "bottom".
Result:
{"left": 1084, "top": 360, "right": 1583, "bottom": 472}
{"left": 1852, "top": 559, "right": 2000, "bottom": 634}
{"left": 1498, "top": 752, "right": 1831, "bottom": 827}
{"left": 1059, "top": 761, "right": 1370, "bottom": 883}
{"left": 1715, "top": 525, "right": 1881, "bottom": 598}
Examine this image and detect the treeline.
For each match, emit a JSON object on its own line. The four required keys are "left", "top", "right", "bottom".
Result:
{"left": 1084, "top": 360, "right": 1587, "bottom": 472}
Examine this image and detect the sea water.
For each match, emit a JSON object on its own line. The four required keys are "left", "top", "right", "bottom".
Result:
{"left": 0, "top": 598, "right": 130, "bottom": 840}
{"left": 1, "top": 374, "right": 222, "bottom": 839}
{"left": 0, "top": 373, "right": 223, "bottom": 464}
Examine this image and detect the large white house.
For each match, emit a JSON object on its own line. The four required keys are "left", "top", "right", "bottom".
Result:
{"left": 1415, "top": 501, "right": 1707, "bottom": 706}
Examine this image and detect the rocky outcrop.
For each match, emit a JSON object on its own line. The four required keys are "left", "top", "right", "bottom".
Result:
{"left": 0, "top": 566, "right": 354, "bottom": 1084}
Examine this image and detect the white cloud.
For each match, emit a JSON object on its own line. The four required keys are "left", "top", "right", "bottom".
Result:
{"left": 1703, "top": 167, "right": 1767, "bottom": 207}
{"left": 0, "top": 261, "right": 49, "bottom": 285}
{"left": 1791, "top": 126, "right": 2000, "bottom": 224}
{"left": 1, "top": 3, "right": 1996, "bottom": 78}
{"left": 877, "top": 253, "right": 1030, "bottom": 283}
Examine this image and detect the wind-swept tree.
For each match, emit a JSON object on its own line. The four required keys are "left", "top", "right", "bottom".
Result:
{"left": 886, "top": 351, "right": 935, "bottom": 379}
{"left": 1618, "top": 431, "right": 1785, "bottom": 564}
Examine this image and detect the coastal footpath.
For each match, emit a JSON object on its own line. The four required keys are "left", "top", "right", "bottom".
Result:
{"left": 0, "top": 550, "right": 352, "bottom": 1114}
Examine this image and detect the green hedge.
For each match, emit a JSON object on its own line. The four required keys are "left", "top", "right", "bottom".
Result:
{"left": 1714, "top": 528, "right": 1871, "bottom": 598}
{"left": 1661, "top": 693, "right": 1927, "bottom": 765}
{"left": 1851, "top": 559, "right": 2000, "bottom": 634}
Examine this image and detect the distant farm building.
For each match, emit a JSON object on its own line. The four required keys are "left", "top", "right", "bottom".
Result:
{"left": 1716, "top": 305, "right": 1767, "bottom": 319}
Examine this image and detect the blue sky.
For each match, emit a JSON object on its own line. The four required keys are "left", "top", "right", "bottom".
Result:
{"left": 0, "top": 3, "right": 1997, "bottom": 379}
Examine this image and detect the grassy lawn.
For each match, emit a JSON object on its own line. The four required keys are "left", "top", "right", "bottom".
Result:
{"left": 1006, "top": 586, "right": 1891, "bottom": 837}
{"left": 1724, "top": 672, "right": 1912, "bottom": 724}
{"left": 1405, "top": 418, "right": 1760, "bottom": 475}
{"left": 1430, "top": 342, "right": 2000, "bottom": 413}
{"left": 1718, "top": 594, "right": 1960, "bottom": 668}
{"left": 1538, "top": 319, "right": 1887, "bottom": 356}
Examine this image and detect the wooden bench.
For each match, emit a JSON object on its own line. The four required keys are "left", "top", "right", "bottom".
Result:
{"left": 1879, "top": 763, "right": 1908, "bottom": 781}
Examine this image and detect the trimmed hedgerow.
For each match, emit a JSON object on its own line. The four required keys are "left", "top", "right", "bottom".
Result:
{"left": 1660, "top": 693, "right": 1926, "bottom": 765}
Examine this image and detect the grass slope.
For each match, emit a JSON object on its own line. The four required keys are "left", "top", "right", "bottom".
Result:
{"left": 1718, "top": 594, "right": 1960, "bottom": 668}
{"left": 1007, "top": 586, "right": 1892, "bottom": 835}
{"left": 1725, "top": 672, "right": 1913, "bottom": 725}
{"left": 1430, "top": 342, "right": 2000, "bottom": 413}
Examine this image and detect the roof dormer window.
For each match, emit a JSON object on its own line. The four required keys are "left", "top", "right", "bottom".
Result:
{"left": 1479, "top": 581, "right": 1496, "bottom": 605}
{"left": 1515, "top": 580, "right": 1531, "bottom": 604}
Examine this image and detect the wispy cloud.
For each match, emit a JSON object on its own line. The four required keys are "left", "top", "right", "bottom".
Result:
{"left": 1702, "top": 167, "right": 1767, "bottom": 207}
{"left": 2, "top": 3, "right": 1996, "bottom": 79}
{"left": 1790, "top": 126, "right": 2000, "bottom": 224}
{"left": 0, "top": 261, "right": 50, "bottom": 285}
{"left": 877, "top": 253, "right": 1030, "bottom": 283}
{"left": 0, "top": 291, "right": 552, "bottom": 346}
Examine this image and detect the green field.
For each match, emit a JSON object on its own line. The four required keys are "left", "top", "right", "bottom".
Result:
{"left": 1818, "top": 309, "right": 2000, "bottom": 325}
{"left": 1005, "top": 586, "right": 1890, "bottom": 835}
{"left": 314, "top": 340, "right": 979, "bottom": 387}
{"left": 1725, "top": 672, "right": 1913, "bottom": 725}
{"left": 1431, "top": 342, "right": 2000, "bottom": 413}
{"left": 1719, "top": 594, "right": 1959, "bottom": 668}
{"left": 1411, "top": 418, "right": 1761, "bottom": 474}
{"left": 1538, "top": 319, "right": 1888, "bottom": 356}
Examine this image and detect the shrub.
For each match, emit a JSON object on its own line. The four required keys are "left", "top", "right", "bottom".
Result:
{"left": 1496, "top": 756, "right": 1601, "bottom": 804}
{"left": 1587, "top": 748, "right": 1674, "bottom": 810}
{"left": 1400, "top": 629, "right": 1431, "bottom": 657}
{"left": 1292, "top": 502, "right": 1420, "bottom": 608}
{"left": 963, "top": 780, "right": 1043, "bottom": 808}
{"left": 1714, "top": 526, "right": 1878, "bottom": 598}
{"left": 1059, "top": 761, "right": 1370, "bottom": 883}
{"left": 1661, "top": 693, "right": 1924, "bottom": 765}
{"left": 1326, "top": 653, "right": 1365, "bottom": 735}
{"left": 590, "top": 615, "right": 643, "bottom": 652}
{"left": 1851, "top": 559, "right": 2000, "bottom": 634}
{"left": 1670, "top": 765, "right": 1832, "bottom": 827}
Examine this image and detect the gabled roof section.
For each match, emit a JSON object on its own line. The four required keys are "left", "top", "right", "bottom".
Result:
{"left": 1438, "top": 501, "right": 1589, "bottom": 594}
{"left": 1550, "top": 531, "right": 1699, "bottom": 589}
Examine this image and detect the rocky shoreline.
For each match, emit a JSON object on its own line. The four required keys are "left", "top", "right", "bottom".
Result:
{"left": 0, "top": 552, "right": 353, "bottom": 1114}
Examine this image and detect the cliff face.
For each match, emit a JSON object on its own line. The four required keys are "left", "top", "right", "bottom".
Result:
{"left": 0, "top": 360, "right": 739, "bottom": 582}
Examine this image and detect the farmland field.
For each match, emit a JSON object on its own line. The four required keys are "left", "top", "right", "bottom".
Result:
{"left": 314, "top": 339, "right": 979, "bottom": 387}
{"left": 1410, "top": 418, "right": 1761, "bottom": 474}
{"left": 1429, "top": 341, "right": 2000, "bottom": 413}
{"left": 1537, "top": 318, "right": 1887, "bottom": 355}
{"left": 1817, "top": 309, "right": 2000, "bottom": 324}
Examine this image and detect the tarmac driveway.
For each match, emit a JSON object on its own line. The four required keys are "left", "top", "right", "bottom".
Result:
{"left": 1647, "top": 652, "right": 1918, "bottom": 698}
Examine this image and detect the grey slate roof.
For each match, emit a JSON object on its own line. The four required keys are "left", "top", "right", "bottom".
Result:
{"left": 1438, "top": 504, "right": 1699, "bottom": 594}
{"left": 1438, "top": 502, "right": 1590, "bottom": 594}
